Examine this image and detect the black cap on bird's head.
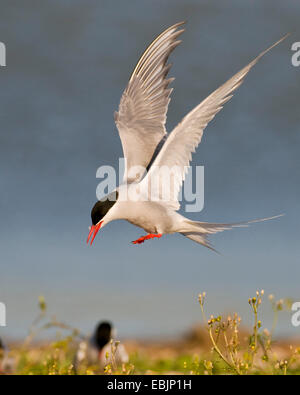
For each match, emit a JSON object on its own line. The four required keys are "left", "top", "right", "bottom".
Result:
{"left": 87, "top": 191, "right": 118, "bottom": 245}
{"left": 94, "top": 321, "right": 112, "bottom": 350}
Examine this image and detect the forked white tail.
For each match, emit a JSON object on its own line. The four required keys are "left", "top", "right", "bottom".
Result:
{"left": 180, "top": 215, "right": 283, "bottom": 252}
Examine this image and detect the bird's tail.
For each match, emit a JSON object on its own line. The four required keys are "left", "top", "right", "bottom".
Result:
{"left": 180, "top": 214, "right": 283, "bottom": 252}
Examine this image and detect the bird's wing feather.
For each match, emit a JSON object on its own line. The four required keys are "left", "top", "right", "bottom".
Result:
{"left": 140, "top": 34, "right": 289, "bottom": 210}
{"left": 115, "top": 22, "right": 185, "bottom": 183}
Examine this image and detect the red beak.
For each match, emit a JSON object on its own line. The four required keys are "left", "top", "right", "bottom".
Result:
{"left": 87, "top": 221, "right": 103, "bottom": 245}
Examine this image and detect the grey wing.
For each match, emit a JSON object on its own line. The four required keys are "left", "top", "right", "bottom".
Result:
{"left": 141, "top": 34, "right": 289, "bottom": 210}
{"left": 115, "top": 22, "right": 185, "bottom": 183}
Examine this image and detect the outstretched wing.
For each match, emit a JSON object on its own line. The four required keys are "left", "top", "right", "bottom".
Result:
{"left": 115, "top": 22, "right": 185, "bottom": 183}
{"left": 140, "top": 34, "right": 289, "bottom": 210}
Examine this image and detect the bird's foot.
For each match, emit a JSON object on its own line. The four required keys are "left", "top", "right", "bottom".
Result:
{"left": 132, "top": 233, "right": 162, "bottom": 245}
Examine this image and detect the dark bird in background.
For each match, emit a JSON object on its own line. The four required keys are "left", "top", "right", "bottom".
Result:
{"left": 0, "top": 338, "right": 15, "bottom": 374}
{"left": 74, "top": 321, "right": 128, "bottom": 373}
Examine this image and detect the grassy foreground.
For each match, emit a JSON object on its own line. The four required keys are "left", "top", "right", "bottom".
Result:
{"left": 1, "top": 291, "right": 300, "bottom": 375}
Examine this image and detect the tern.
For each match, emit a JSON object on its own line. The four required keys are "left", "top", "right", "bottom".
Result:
{"left": 0, "top": 338, "right": 15, "bottom": 374}
{"left": 74, "top": 321, "right": 128, "bottom": 373}
{"left": 87, "top": 22, "right": 286, "bottom": 250}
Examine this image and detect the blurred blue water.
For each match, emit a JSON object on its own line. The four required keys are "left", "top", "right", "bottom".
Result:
{"left": 0, "top": 0, "right": 299, "bottom": 339}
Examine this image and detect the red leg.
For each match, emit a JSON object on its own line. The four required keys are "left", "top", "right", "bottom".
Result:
{"left": 132, "top": 233, "right": 162, "bottom": 244}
